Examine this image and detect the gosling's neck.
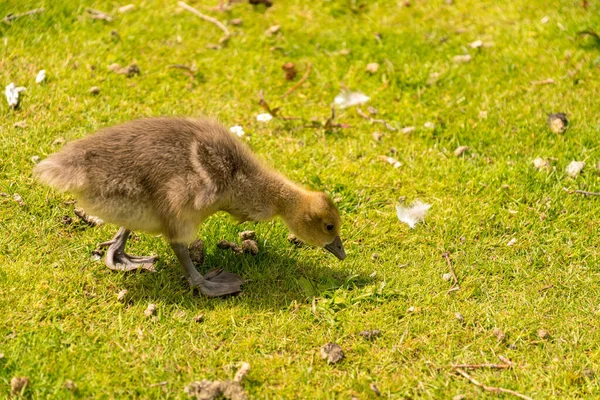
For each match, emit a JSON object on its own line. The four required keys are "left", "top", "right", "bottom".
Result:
{"left": 223, "top": 169, "right": 305, "bottom": 223}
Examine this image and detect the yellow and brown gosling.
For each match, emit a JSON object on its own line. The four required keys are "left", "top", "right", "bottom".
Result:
{"left": 34, "top": 118, "right": 345, "bottom": 297}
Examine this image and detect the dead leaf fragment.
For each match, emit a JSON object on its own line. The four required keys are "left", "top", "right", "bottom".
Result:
{"left": 233, "top": 362, "right": 250, "bottom": 383}
{"left": 469, "top": 40, "right": 483, "bottom": 48}
{"left": 492, "top": 328, "right": 506, "bottom": 342}
{"left": 537, "top": 329, "right": 550, "bottom": 339}
{"left": 118, "top": 4, "right": 135, "bottom": 13}
{"left": 454, "top": 146, "right": 469, "bottom": 157}
{"left": 455, "top": 312, "right": 464, "bottom": 322}
{"left": 13, "top": 193, "right": 25, "bottom": 206}
{"left": 506, "top": 238, "right": 517, "bottom": 246}
{"left": 52, "top": 137, "right": 66, "bottom": 146}
{"left": 372, "top": 132, "right": 383, "bottom": 141}
{"left": 89, "top": 86, "right": 100, "bottom": 95}
{"left": 11, "top": 376, "right": 30, "bottom": 395}
{"left": 265, "top": 25, "right": 280, "bottom": 36}
{"left": 401, "top": 126, "right": 415, "bottom": 134}
{"left": 86, "top": 8, "right": 113, "bottom": 21}
{"left": 117, "top": 289, "right": 128, "bottom": 302}
{"left": 194, "top": 314, "right": 204, "bottom": 323}
{"left": 229, "top": 18, "right": 243, "bottom": 26}
{"left": 14, "top": 121, "right": 27, "bottom": 128}
{"left": 532, "top": 78, "right": 555, "bottom": 85}
{"left": 144, "top": 303, "right": 157, "bottom": 317}
{"left": 366, "top": 62, "right": 379, "bottom": 73}
{"left": 320, "top": 343, "right": 344, "bottom": 364}
{"left": 63, "top": 380, "right": 77, "bottom": 391}
{"left": 566, "top": 161, "right": 585, "bottom": 178}
{"left": 378, "top": 155, "right": 401, "bottom": 168}
{"left": 453, "top": 54, "right": 472, "bottom": 63}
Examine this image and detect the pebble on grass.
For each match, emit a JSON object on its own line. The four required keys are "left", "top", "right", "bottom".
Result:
{"left": 537, "top": 329, "right": 550, "bottom": 339}
{"left": 547, "top": 113, "right": 567, "bottom": 134}
{"left": 492, "top": 328, "right": 506, "bottom": 342}
{"left": 454, "top": 312, "right": 464, "bottom": 322}
{"left": 366, "top": 63, "right": 379, "bottom": 73}
{"left": 566, "top": 161, "right": 585, "bottom": 178}
{"left": 11, "top": 376, "right": 29, "bottom": 395}
{"left": 454, "top": 146, "right": 469, "bottom": 157}
{"left": 241, "top": 239, "right": 259, "bottom": 255}
{"left": 117, "top": 289, "right": 128, "bottom": 302}
{"left": 89, "top": 86, "right": 100, "bottom": 95}
{"left": 533, "top": 157, "right": 550, "bottom": 170}
{"left": 359, "top": 329, "right": 381, "bottom": 340}
{"left": 320, "top": 343, "right": 344, "bottom": 364}
{"left": 442, "top": 273, "right": 452, "bottom": 281}
{"left": 63, "top": 380, "right": 77, "bottom": 391}
{"left": 239, "top": 230, "right": 256, "bottom": 240}
{"left": 144, "top": 303, "right": 157, "bottom": 317}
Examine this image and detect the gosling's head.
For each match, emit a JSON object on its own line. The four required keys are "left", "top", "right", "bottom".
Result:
{"left": 284, "top": 191, "right": 346, "bottom": 260}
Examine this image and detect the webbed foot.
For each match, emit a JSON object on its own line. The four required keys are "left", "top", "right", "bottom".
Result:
{"left": 100, "top": 227, "right": 157, "bottom": 272}
{"left": 188, "top": 269, "right": 243, "bottom": 297}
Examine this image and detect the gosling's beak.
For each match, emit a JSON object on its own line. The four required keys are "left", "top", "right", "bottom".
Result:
{"left": 324, "top": 236, "right": 346, "bottom": 260}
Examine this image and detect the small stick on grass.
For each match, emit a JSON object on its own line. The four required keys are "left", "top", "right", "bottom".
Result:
{"left": 177, "top": 1, "right": 230, "bottom": 44}
{"left": 4, "top": 7, "right": 45, "bottom": 23}
{"left": 454, "top": 368, "right": 532, "bottom": 400}
{"left": 167, "top": 64, "right": 196, "bottom": 89}
{"left": 356, "top": 107, "right": 397, "bottom": 131}
{"left": 538, "top": 284, "right": 554, "bottom": 292}
{"left": 565, "top": 188, "right": 600, "bottom": 197}
{"left": 282, "top": 63, "right": 312, "bottom": 98}
{"left": 451, "top": 363, "right": 511, "bottom": 370}
{"left": 442, "top": 252, "right": 459, "bottom": 292}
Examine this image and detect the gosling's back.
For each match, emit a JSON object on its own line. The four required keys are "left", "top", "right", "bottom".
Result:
{"left": 34, "top": 118, "right": 260, "bottom": 236}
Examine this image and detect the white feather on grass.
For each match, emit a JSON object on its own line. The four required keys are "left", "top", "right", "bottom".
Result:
{"left": 395, "top": 200, "right": 431, "bottom": 228}
{"left": 333, "top": 90, "right": 370, "bottom": 108}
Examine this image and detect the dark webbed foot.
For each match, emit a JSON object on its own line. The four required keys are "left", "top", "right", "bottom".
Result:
{"left": 171, "top": 243, "right": 243, "bottom": 297}
{"left": 100, "top": 227, "right": 157, "bottom": 272}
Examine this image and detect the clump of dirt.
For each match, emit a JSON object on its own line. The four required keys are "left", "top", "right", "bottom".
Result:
{"left": 320, "top": 343, "right": 344, "bottom": 364}
{"left": 359, "top": 329, "right": 381, "bottom": 340}
{"left": 11, "top": 376, "right": 29, "bottom": 395}
{"left": 241, "top": 240, "right": 258, "bottom": 255}
{"left": 185, "top": 362, "right": 250, "bottom": 400}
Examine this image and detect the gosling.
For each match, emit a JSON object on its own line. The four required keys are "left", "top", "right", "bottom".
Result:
{"left": 34, "top": 118, "right": 346, "bottom": 297}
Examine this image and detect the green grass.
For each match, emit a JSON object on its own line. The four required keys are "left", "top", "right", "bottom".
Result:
{"left": 2, "top": 0, "right": 600, "bottom": 398}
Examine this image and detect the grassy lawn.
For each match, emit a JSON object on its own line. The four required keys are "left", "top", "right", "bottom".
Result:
{"left": 2, "top": 0, "right": 600, "bottom": 398}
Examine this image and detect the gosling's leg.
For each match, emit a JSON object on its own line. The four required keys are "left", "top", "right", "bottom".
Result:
{"left": 98, "top": 227, "right": 157, "bottom": 272}
{"left": 170, "top": 242, "right": 243, "bottom": 297}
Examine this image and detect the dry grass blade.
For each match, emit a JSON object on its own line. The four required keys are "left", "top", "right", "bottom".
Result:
{"left": 356, "top": 107, "right": 397, "bottom": 131}
{"left": 442, "top": 252, "right": 460, "bottom": 292}
{"left": 454, "top": 368, "right": 532, "bottom": 400}
{"left": 4, "top": 7, "right": 45, "bottom": 23}
{"left": 451, "top": 363, "right": 512, "bottom": 370}
{"left": 177, "top": 1, "right": 230, "bottom": 44}
{"left": 282, "top": 63, "right": 312, "bottom": 98}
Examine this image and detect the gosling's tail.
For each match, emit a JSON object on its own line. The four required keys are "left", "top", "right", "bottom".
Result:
{"left": 33, "top": 152, "right": 87, "bottom": 193}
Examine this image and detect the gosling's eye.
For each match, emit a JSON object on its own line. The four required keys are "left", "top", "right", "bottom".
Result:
{"left": 326, "top": 224, "right": 334, "bottom": 231}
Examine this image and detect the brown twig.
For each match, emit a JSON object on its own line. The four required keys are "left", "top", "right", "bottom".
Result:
{"left": 177, "top": 1, "right": 230, "bottom": 44}
{"left": 454, "top": 368, "right": 532, "bottom": 400}
{"left": 282, "top": 63, "right": 312, "bottom": 98}
{"left": 86, "top": 8, "right": 113, "bottom": 21}
{"left": 356, "top": 107, "right": 397, "bottom": 131}
{"left": 258, "top": 90, "right": 302, "bottom": 120}
{"left": 538, "top": 284, "right": 554, "bottom": 292}
{"left": 442, "top": 252, "right": 460, "bottom": 292}
{"left": 451, "top": 363, "right": 511, "bottom": 370}
{"left": 167, "top": 64, "right": 196, "bottom": 89}
{"left": 4, "top": 7, "right": 45, "bottom": 23}
{"left": 572, "top": 189, "right": 600, "bottom": 197}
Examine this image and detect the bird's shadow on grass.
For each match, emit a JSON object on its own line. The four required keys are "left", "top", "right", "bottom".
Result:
{"left": 113, "top": 241, "right": 375, "bottom": 311}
